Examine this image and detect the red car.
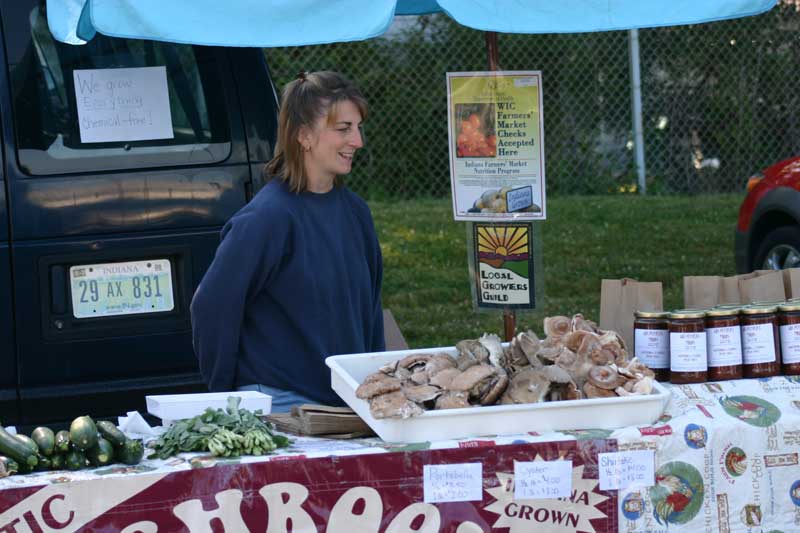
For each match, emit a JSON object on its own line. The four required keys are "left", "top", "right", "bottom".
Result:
{"left": 735, "top": 156, "right": 800, "bottom": 273}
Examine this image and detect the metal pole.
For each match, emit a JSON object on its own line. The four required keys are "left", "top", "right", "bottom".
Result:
{"left": 628, "top": 29, "right": 646, "bottom": 195}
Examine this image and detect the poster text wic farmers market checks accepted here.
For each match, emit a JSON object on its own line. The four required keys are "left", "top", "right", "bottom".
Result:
{"left": 447, "top": 71, "right": 546, "bottom": 222}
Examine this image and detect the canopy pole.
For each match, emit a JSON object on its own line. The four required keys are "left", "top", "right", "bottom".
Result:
{"left": 485, "top": 31, "right": 516, "bottom": 342}
{"left": 628, "top": 28, "right": 647, "bottom": 195}
{"left": 485, "top": 31, "right": 500, "bottom": 71}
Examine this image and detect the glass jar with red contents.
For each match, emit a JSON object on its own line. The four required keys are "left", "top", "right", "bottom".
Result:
{"left": 634, "top": 310, "right": 670, "bottom": 382}
{"left": 705, "top": 308, "right": 743, "bottom": 381}
{"left": 779, "top": 303, "right": 800, "bottom": 376}
{"left": 740, "top": 304, "right": 781, "bottom": 378}
{"left": 669, "top": 310, "right": 707, "bottom": 384}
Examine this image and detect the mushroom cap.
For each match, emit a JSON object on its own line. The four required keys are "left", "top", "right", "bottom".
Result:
{"left": 448, "top": 364, "right": 497, "bottom": 392}
{"left": 478, "top": 333, "right": 504, "bottom": 367}
{"left": 478, "top": 370, "right": 509, "bottom": 405}
{"left": 500, "top": 368, "right": 551, "bottom": 404}
{"left": 563, "top": 330, "right": 595, "bottom": 353}
{"left": 587, "top": 365, "right": 623, "bottom": 390}
{"left": 397, "top": 353, "right": 432, "bottom": 370}
{"left": 426, "top": 353, "right": 457, "bottom": 377}
{"left": 403, "top": 384, "right": 443, "bottom": 403}
{"left": 435, "top": 391, "right": 471, "bottom": 410}
{"left": 570, "top": 314, "right": 597, "bottom": 333}
{"left": 369, "top": 391, "right": 425, "bottom": 419}
{"left": 430, "top": 367, "right": 462, "bottom": 389}
{"left": 544, "top": 315, "right": 571, "bottom": 338}
{"left": 516, "top": 330, "right": 541, "bottom": 359}
{"left": 356, "top": 374, "right": 402, "bottom": 399}
{"left": 583, "top": 382, "right": 618, "bottom": 399}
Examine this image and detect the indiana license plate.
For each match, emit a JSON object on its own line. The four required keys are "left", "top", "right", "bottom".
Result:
{"left": 70, "top": 259, "right": 175, "bottom": 318}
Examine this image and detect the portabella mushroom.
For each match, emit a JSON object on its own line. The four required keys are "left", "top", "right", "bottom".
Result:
{"left": 355, "top": 373, "right": 402, "bottom": 400}
{"left": 499, "top": 368, "right": 551, "bottom": 404}
{"left": 448, "top": 364, "right": 509, "bottom": 405}
{"left": 368, "top": 390, "right": 425, "bottom": 419}
{"left": 455, "top": 339, "right": 489, "bottom": 370}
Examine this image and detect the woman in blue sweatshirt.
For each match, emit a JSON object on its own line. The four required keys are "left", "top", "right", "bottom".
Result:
{"left": 190, "top": 71, "right": 385, "bottom": 412}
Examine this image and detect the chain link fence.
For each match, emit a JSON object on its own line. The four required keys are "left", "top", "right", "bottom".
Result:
{"left": 265, "top": 4, "right": 800, "bottom": 198}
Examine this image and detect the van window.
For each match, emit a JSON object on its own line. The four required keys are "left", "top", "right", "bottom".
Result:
{"left": 5, "top": 4, "right": 231, "bottom": 175}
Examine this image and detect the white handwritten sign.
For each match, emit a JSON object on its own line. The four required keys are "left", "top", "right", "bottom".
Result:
{"left": 73, "top": 66, "right": 174, "bottom": 143}
{"left": 598, "top": 450, "right": 655, "bottom": 491}
{"left": 505, "top": 186, "right": 533, "bottom": 212}
{"left": 423, "top": 463, "right": 483, "bottom": 503}
{"left": 514, "top": 460, "right": 572, "bottom": 500}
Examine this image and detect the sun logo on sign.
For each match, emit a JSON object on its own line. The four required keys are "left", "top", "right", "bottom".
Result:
{"left": 477, "top": 225, "right": 529, "bottom": 269}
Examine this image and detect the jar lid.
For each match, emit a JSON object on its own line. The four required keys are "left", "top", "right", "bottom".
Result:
{"left": 779, "top": 303, "right": 800, "bottom": 312}
{"left": 634, "top": 310, "right": 670, "bottom": 318}
{"left": 714, "top": 303, "right": 744, "bottom": 309}
{"left": 741, "top": 304, "right": 779, "bottom": 314}
{"left": 669, "top": 310, "right": 707, "bottom": 319}
{"left": 750, "top": 299, "right": 786, "bottom": 306}
{"left": 705, "top": 308, "right": 740, "bottom": 317}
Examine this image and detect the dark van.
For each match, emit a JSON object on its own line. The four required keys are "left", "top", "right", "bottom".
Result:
{"left": 0, "top": 0, "right": 278, "bottom": 425}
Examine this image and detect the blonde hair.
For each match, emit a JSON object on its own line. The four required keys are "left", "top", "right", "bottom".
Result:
{"left": 265, "top": 71, "right": 368, "bottom": 193}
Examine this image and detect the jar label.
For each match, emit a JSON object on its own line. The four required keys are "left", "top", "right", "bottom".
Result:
{"left": 780, "top": 324, "right": 800, "bottom": 364}
{"left": 707, "top": 325, "right": 743, "bottom": 367}
{"left": 670, "top": 332, "right": 707, "bottom": 372}
{"left": 634, "top": 328, "right": 669, "bottom": 368}
{"left": 741, "top": 323, "right": 776, "bottom": 364}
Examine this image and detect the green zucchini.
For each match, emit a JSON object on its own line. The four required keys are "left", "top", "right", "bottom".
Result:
{"left": 96, "top": 421, "right": 127, "bottom": 448}
{"left": 87, "top": 438, "right": 115, "bottom": 467}
{"left": 69, "top": 416, "right": 98, "bottom": 451}
{"left": 31, "top": 427, "right": 56, "bottom": 456}
{"left": 117, "top": 439, "right": 144, "bottom": 465}
{"left": 14, "top": 434, "right": 39, "bottom": 455}
{"left": 0, "top": 426, "right": 37, "bottom": 468}
{"left": 55, "top": 430, "right": 71, "bottom": 453}
{"left": 0, "top": 455, "right": 19, "bottom": 477}
{"left": 50, "top": 453, "right": 65, "bottom": 470}
{"left": 65, "top": 449, "right": 86, "bottom": 471}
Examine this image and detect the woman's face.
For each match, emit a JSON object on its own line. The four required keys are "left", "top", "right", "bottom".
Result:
{"left": 301, "top": 99, "right": 364, "bottom": 187}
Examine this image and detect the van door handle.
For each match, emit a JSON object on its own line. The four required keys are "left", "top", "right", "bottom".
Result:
{"left": 50, "top": 266, "right": 67, "bottom": 315}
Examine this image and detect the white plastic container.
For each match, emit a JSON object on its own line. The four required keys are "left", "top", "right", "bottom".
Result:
{"left": 146, "top": 391, "right": 271, "bottom": 423}
{"left": 326, "top": 346, "right": 671, "bottom": 443}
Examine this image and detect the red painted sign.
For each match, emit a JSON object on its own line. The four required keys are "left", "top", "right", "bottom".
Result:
{"left": 0, "top": 440, "right": 618, "bottom": 532}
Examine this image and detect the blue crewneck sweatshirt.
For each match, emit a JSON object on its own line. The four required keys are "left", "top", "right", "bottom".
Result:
{"left": 190, "top": 178, "right": 385, "bottom": 405}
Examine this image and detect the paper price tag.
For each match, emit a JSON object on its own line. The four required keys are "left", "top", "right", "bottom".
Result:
{"left": 423, "top": 463, "right": 483, "bottom": 503}
{"left": 598, "top": 450, "right": 655, "bottom": 491}
{"left": 514, "top": 460, "right": 572, "bottom": 500}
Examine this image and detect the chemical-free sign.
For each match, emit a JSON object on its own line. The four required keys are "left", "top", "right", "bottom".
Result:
{"left": 73, "top": 66, "right": 174, "bottom": 143}
{"left": 598, "top": 450, "right": 655, "bottom": 491}
{"left": 514, "top": 460, "right": 572, "bottom": 500}
{"left": 423, "top": 463, "right": 483, "bottom": 503}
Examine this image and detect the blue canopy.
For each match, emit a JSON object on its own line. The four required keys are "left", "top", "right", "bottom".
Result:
{"left": 48, "top": 0, "right": 778, "bottom": 46}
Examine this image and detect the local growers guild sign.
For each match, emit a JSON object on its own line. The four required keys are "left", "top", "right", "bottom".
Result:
{"left": 471, "top": 223, "right": 536, "bottom": 309}
{"left": 447, "top": 71, "right": 546, "bottom": 221}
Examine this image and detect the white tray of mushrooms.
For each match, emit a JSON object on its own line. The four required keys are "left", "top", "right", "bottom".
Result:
{"left": 326, "top": 314, "right": 671, "bottom": 443}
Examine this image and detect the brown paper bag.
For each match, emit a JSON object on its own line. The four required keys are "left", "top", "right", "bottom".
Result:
{"left": 599, "top": 278, "right": 663, "bottom": 350}
{"left": 739, "top": 270, "right": 786, "bottom": 303}
{"left": 683, "top": 276, "right": 722, "bottom": 309}
{"left": 782, "top": 268, "right": 800, "bottom": 299}
{"left": 720, "top": 275, "right": 743, "bottom": 304}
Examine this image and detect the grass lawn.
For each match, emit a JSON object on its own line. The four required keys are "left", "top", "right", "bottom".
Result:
{"left": 371, "top": 194, "right": 742, "bottom": 348}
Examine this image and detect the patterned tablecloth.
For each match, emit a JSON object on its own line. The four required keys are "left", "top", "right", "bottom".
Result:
{"left": 0, "top": 377, "right": 798, "bottom": 532}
